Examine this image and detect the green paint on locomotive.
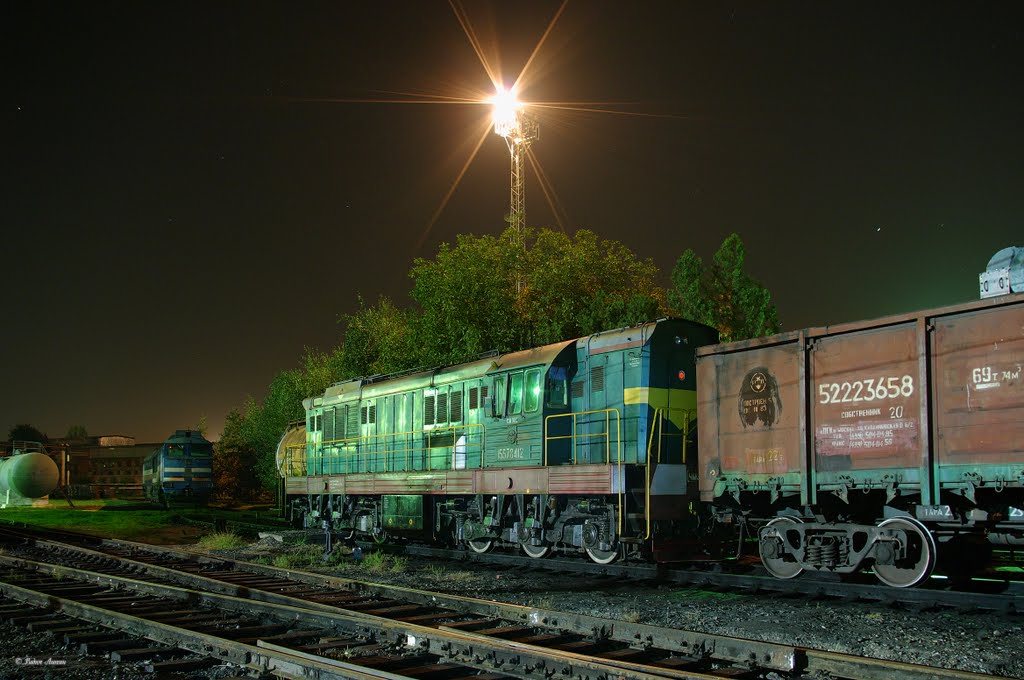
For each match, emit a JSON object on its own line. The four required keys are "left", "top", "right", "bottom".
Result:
{"left": 298, "top": 319, "right": 717, "bottom": 481}
{"left": 383, "top": 494, "right": 424, "bottom": 530}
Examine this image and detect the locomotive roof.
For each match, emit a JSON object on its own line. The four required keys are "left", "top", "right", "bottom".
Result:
{"left": 164, "top": 429, "right": 212, "bottom": 445}
{"left": 309, "top": 340, "right": 575, "bottom": 408}
{"left": 487, "top": 339, "right": 575, "bottom": 372}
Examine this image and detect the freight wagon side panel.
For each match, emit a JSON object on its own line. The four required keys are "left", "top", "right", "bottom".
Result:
{"left": 698, "top": 341, "right": 803, "bottom": 502}
{"left": 933, "top": 301, "right": 1024, "bottom": 489}
{"left": 810, "top": 323, "right": 925, "bottom": 493}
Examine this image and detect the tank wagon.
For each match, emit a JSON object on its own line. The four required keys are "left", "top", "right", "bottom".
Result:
{"left": 0, "top": 444, "right": 59, "bottom": 508}
{"left": 698, "top": 293, "right": 1024, "bottom": 586}
{"left": 281, "top": 319, "right": 720, "bottom": 563}
{"left": 143, "top": 429, "right": 214, "bottom": 506}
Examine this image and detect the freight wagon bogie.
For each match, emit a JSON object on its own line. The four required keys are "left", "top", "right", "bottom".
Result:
{"left": 699, "top": 293, "right": 1024, "bottom": 587}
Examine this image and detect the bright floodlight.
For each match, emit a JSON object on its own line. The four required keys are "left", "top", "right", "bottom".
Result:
{"left": 491, "top": 86, "right": 522, "bottom": 137}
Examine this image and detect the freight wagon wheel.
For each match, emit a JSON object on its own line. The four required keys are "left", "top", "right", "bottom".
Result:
{"left": 759, "top": 517, "right": 804, "bottom": 580}
{"left": 467, "top": 538, "right": 495, "bottom": 554}
{"left": 873, "top": 517, "right": 936, "bottom": 588}
{"left": 585, "top": 544, "right": 619, "bottom": 565}
{"left": 521, "top": 542, "right": 551, "bottom": 559}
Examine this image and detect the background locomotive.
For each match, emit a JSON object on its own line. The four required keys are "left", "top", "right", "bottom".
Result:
{"left": 278, "top": 293, "right": 1024, "bottom": 586}
{"left": 143, "top": 429, "right": 214, "bottom": 506}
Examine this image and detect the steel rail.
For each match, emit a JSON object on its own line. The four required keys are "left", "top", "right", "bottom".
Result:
{"left": 0, "top": 527, "right": 1009, "bottom": 680}
{"left": 0, "top": 554, "right": 727, "bottom": 680}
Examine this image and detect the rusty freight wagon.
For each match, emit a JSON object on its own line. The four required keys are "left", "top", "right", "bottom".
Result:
{"left": 697, "top": 293, "right": 1024, "bottom": 587}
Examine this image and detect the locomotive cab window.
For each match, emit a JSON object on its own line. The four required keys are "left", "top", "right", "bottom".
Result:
{"left": 508, "top": 371, "right": 524, "bottom": 415}
{"left": 492, "top": 375, "right": 506, "bottom": 417}
{"left": 166, "top": 445, "right": 184, "bottom": 459}
{"left": 546, "top": 365, "right": 568, "bottom": 408}
{"left": 524, "top": 368, "right": 542, "bottom": 412}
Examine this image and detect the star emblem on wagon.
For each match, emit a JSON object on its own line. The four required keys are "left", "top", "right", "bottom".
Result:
{"left": 751, "top": 372, "right": 767, "bottom": 393}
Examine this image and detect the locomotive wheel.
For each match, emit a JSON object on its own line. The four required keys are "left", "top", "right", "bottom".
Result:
{"left": 468, "top": 538, "right": 495, "bottom": 554}
{"left": 585, "top": 545, "right": 619, "bottom": 565}
{"left": 873, "top": 517, "right": 936, "bottom": 588}
{"left": 759, "top": 517, "right": 804, "bottom": 580}
{"left": 521, "top": 542, "right": 551, "bottom": 559}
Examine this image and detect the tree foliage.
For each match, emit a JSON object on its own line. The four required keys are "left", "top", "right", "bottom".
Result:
{"left": 218, "top": 347, "right": 346, "bottom": 494}
{"left": 65, "top": 425, "right": 89, "bottom": 440}
{"left": 9, "top": 423, "right": 47, "bottom": 443}
{"left": 339, "top": 296, "right": 420, "bottom": 378}
{"left": 410, "top": 227, "right": 666, "bottom": 364}
{"left": 668, "top": 233, "right": 780, "bottom": 342}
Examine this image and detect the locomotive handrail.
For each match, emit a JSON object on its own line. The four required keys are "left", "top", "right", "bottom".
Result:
{"left": 298, "top": 423, "right": 486, "bottom": 475}
{"left": 542, "top": 408, "right": 622, "bottom": 466}
{"left": 644, "top": 407, "right": 696, "bottom": 540}
{"left": 544, "top": 408, "right": 623, "bottom": 535}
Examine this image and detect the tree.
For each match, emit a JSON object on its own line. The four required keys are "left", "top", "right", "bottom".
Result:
{"left": 65, "top": 425, "right": 89, "bottom": 440}
{"left": 410, "top": 226, "right": 667, "bottom": 363}
{"left": 410, "top": 229, "right": 522, "bottom": 365}
{"left": 8, "top": 423, "right": 47, "bottom": 443}
{"left": 339, "top": 296, "right": 420, "bottom": 377}
{"left": 214, "top": 409, "right": 263, "bottom": 501}
{"left": 668, "top": 233, "right": 780, "bottom": 342}
{"left": 523, "top": 229, "right": 665, "bottom": 345}
{"left": 194, "top": 415, "right": 208, "bottom": 437}
{"left": 218, "top": 346, "right": 347, "bottom": 493}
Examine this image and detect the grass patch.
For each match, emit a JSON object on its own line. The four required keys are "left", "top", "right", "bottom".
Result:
{"left": 0, "top": 502, "right": 180, "bottom": 541}
{"left": 359, "top": 551, "right": 408, "bottom": 575}
{"left": 195, "top": 532, "right": 248, "bottom": 550}
{"left": 272, "top": 554, "right": 293, "bottom": 569}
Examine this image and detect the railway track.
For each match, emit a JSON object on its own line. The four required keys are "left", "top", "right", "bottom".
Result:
{"left": 112, "top": 513, "right": 1024, "bottom": 612}
{"left": 0, "top": 524, "right": 1008, "bottom": 679}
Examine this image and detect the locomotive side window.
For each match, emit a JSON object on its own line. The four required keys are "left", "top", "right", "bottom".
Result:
{"left": 546, "top": 366, "right": 568, "bottom": 407}
{"left": 493, "top": 375, "right": 506, "bottom": 416}
{"left": 508, "top": 371, "right": 524, "bottom": 415}
{"left": 524, "top": 368, "right": 542, "bottom": 412}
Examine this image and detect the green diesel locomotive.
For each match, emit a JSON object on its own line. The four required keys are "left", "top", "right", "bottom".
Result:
{"left": 278, "top": 318, "right": 719, "bottom": 564}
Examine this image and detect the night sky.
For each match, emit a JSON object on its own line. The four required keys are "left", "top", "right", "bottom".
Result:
{"left": 6, "top": 2, "right": 1022, "bottom": 443}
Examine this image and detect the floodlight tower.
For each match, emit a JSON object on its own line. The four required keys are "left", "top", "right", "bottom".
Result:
{"left": 491, "top": 87, "right": 538, "bottom": 248}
